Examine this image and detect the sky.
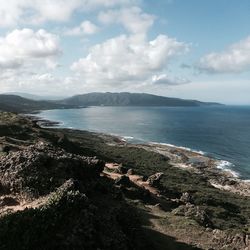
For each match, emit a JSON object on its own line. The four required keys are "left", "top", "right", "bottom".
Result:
{"left": 0, "top": 0, "right": 250, "bottom": 104}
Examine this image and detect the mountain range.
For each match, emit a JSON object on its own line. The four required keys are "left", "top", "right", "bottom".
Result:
{"left": 60, "top": 92, "right": 221, "bottom": 107}
{"left": 0, "top": 92, "right": 222, "bottom": 113}
{"left": 0, "top": 94, "right": 76, "bottom": 113}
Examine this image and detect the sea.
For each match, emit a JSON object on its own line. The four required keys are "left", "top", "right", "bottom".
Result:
{"left": 38, "top": 106, "right": 250, "bottom": 180}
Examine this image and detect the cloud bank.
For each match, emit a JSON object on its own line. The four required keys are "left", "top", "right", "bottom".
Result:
{"left": 0, "top": 0, "right": 137, "bottom": 27}
{"left": 0, "top": 28, "right": 61, "bottom": 69}
{"left": 71, "top": 34, "right": 189, "bottom": 88}
{"left": 198, "top": 36, "right": 250, "bottom": 73}
{"left": 0, "top": 1, "right": 191, "bottom": 95}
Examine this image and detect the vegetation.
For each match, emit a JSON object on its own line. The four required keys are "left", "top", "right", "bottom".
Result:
{"left": 0, "top": 112, "right": 249, "bottom": 249}
{"left": 58, "top": 92, "right": 222, "bottom": 107}
{"left": 0, "top": 94, "right": 78, "bottom": 113}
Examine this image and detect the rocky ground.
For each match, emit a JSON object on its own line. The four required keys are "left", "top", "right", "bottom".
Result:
{"left": 136, "top": 143, "right": 250, "bottom": 197}
{"left": 0, "top": 112, "right": 249, "bottom": 250}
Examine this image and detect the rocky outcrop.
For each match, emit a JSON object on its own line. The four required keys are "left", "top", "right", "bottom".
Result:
{"left": 172, "top": 203, "right": 212, "bottom": 227}
{"left": 212, "top": 229, "right": 250, "bottom": 250}
{"left": 147, "top": 172, "right": 164, "bottom": 187}
{"left": 114, "top": 164, "right": 129, "bottom": 174}
{"left": 0, "top": 142, "right": 104, "bottom": 198}
{"left": 180, "top": 192, "right": 193, "bottom": 203}
{"left": 115, "top": 175, "right": 131, "bottom": 186}
{"left": 0, "top": 196, "right": 19, "bottom": 207}
{"left": 127, "top": 168, "right": 135, "bottom": 175}
{"left": 0, "top": 142, "right": 146, "bottom": 249}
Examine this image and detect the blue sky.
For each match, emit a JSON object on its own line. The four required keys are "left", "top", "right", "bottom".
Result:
{"left": 0, "top": 0, "right": 249, "bottom": 104}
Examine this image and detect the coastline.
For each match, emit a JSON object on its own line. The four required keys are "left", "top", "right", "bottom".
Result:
{"left": 1, "top": 111, "right": 250, "bottom": 249}
{"left": 134, "top": 142, "right": 250, "bottom": 197}
{"left": 28, "top": 113, "right": 250, "bottom": 197}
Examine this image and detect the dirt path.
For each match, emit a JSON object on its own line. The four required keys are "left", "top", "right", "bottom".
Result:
{"left": 103, "top": 163, "right": 250, "bottom": 250}
{"left": 104, "top": 163, "right": 159, "bottom": 195}
{"left": 0, "top": 195, "right": 48, "bottom": 216}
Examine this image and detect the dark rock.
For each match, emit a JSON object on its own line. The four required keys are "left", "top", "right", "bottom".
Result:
{"left": 173, "top": 203, "right": 212, "bottom": 227}
{"left": 115, "top": 176, "right": 131, "bottom": 187}
{"left": 180, "top": 192, "right": 193, "bottom": 203}
{"left": 0, "top": 197, "right": 19, "bottom": 207}
{"left": 114, "top": 165, "right": 128, "bottom": 174}
{"left": 225, "top": 179, "right": 237, "bottom": 185}
{"left": 127, "top": 169, "right": 134, "bottom": 175}
{"left": 147, "top": 172, "right": 164, "bottom": 187}
{"left": 2, "top": 145, "right": 10, "bottom": 154}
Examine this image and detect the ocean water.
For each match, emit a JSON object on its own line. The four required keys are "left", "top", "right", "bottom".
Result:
{"left": 39, "top": 106, "right": 250, "bottom": 180}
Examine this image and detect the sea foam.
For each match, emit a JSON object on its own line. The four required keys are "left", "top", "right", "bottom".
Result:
{"left": 216, "top": 160, "right": 240, "bottom": 178}
{"left": 150, "top": 142, "right": 205, "bottom": 155}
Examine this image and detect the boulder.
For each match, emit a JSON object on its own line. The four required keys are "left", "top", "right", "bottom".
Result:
{"left": 173, "top": 203, "right": 211, "bottom": 227}
{"left": 147, "top": 172, "right": 164, "bottom": 187}
{"left": 2, "top": 145, "right": 10, "bottom": 154}
{"left": 180, "top": 192, "right": 193, "bottom": 203}
{"left": 0, "top": 196, "right": 19, "bottom": 207}
{"left": 115, "top": 176, "right": 131, "bottom": 187}
{"left": 115, "top": 165, "right": 128, "bottom": 174}
{"left": 127, "top": 169, "right": 134, "bottom": 175}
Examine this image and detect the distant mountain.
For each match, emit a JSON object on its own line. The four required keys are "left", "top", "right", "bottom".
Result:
{"left": 0, "top": 93, "right": 222, "bottom": 113}
{"left": 3, "top": 92, "right": 67, "bottom": 101}
{"left": 0, "top": 95, "right": 76, "bottom": 113}
{"left": 60, "top": 92, "right": 222, "bottom": 107}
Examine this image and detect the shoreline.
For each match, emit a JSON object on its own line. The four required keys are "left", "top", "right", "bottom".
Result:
{"left": 134, "top": 142, "right": 250, "bottom": 197}
{"left": 149, "top": 142, "right": 240, "bottom": 178}
{"left": 1, "top": 111, "right": 250, "bottom": 249}
{"left": 27, "top": 113, "right": 250, "bottom": 196}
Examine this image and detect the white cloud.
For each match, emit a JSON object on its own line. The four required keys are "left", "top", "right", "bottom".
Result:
{"left": 0, "top": 70, "right": 71, "bottom": 95}
{"left": 0, "top": 28, "right": 61, "bottom": 70}
{"left": 0, "top": 1, "right": 192, "bottom": 95}
{"left": 65, "top": 21, "right": 99, "bottom": 36}
{"left": 98, "top": 6, "right": 155, "bottom": 34}
{"left": 152, "top": 74, "right": 190, "bottom": 85}
{"left": 0, "top": 0, "right": 138, "bottom": 27}
{"left": 198, "top": 36, "right": 250, "bottom": 73}
{"left": 71, "top": 33, "right": 189, "bottom": 88}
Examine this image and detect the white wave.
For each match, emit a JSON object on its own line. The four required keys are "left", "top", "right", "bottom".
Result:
{"left": 122, "top": 136, "right": 134, "bottom": 140}
{"left": 216, "top": 160, "right": 240, "bottom": 178}
{"left": 150, "top": 142, "right": 205, "bottom": 155}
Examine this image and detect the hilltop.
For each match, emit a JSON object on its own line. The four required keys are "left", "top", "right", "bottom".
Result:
{"left": 0, "top": 94, "right": 78, "bottom": 113}
{"left": 0, "top": 93, "right": 222, "bottom": 113}
{"left": 60, "top": 92, "right": 222, "bottom": 107}
{"left": 3, "top": 92, "right": 67, "bottom": 101}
